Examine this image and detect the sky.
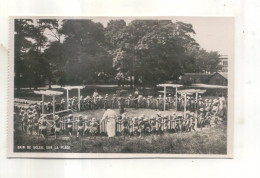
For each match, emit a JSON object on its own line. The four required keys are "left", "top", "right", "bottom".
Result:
{"left": 91, "top": 16, "right": 234, "bottom": 57}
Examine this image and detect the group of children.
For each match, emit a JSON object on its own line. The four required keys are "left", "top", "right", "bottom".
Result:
{"left": 16, "top": 103, "right": 222, "bottom": 140}
{"left": 43, "top": 92, "right": 226, "bottom": 118}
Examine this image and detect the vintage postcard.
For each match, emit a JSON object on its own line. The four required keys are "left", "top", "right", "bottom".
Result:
{"left": 8, "top": 16, "right": 234, "bottom": 158}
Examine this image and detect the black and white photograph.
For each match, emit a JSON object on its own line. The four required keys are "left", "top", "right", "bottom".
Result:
{"left": 8, "top": 16, "right": 234, "bottom": 158}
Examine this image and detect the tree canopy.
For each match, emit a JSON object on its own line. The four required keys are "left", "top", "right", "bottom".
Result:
{"left": 14, "top": 19, "right": 221, "bottom": 89}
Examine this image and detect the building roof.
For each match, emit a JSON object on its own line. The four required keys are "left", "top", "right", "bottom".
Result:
{"left": 217, "top": 72, "right": 228, "bottom": 79}
{"left": 192, "top": 83, "right": 228, "bottom": 89}
{"left": 184, "top": 73, "right": 212, "bottom": 75}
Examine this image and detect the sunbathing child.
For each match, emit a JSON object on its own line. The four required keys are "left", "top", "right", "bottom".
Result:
{"left": 150, "top": 116, "right": 157, "bottom": 134}
{"left": 89, "top": 117, "right": 99, "bottom": 139}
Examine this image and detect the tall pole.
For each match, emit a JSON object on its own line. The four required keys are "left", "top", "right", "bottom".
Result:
{"left": 195, "top": 92, "right": 198, "bottom": 129}
{"left": 184, "top": 93, "right": 187, "bottom": 119}
{"left": 53, "top": 95, "right": 55, "bottom": 119}
{"left": 78, "top": 88, "right": 80, "bottom": 111}
{"left": 66, "top": 89, "right": 69, "bottom": 109}
{"left": 42, "top": 94, "right": 45, "bottom": 114}
{"left": 195, "top": 92, "right": 198, "bottom": 112}
{"left": 164, "top": 86, "right": 166, "bottom": 111}
{"left": 175, "top": 87, "right": 178, "bottom": 111}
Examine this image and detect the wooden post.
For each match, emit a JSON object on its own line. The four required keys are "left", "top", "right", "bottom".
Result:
{"left": 168, "top": 115, "right": 171, "bottom": 129}
{"left": 66, "top": 89, "right": 69, "bottom": 109}
{"left": 175, "top": 87, "right": 178, "bottom": 111}
{"left": 78, "top": 88, "right": 80, "bottom": 111}
{"left": 195, "top": 114, "right": 198, "bottom": 130}
{"left": 53, "top": 95, "right": 55, "bottom": 119}
{"left": 42, "top": 94, "right": 45, "bottom": 114}
{"left": 195, "top": 92, "right": 199, "bottom": 123}
{"left": 164, "top": 86, "right": 166, "bottom": 111}
{"left": 184, "top": 93, "right": 187, "bottom": 119}
{"left": 195, "top": 92, "right": 198, "bottom": 111}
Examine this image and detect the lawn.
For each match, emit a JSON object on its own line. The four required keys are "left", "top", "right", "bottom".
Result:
{"left": 13, "top": 124, "right": 227, "bottom": 154}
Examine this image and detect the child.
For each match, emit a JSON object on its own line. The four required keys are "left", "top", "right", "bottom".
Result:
{"left": 118, "top": 114, "right": 130, "bottom": 137}
{"left": 189, "top": 112, "right": 196, "bottom": 131}
{"left": 197, "top": 110, "right": 205, "bottom": 129}
{"left": 28, "top": 115, "right": 34, "bottom": 135}
{"left": 104, "top": 94, "right": 109, "bottom": 109}
{"left": 83, "top": 115, "right": 91, "bottom": 136}
{"left": 170, "top": 113, "right": 177, "bottom": 131}
{"left": 130, "top": 117, "right": 139, "bottom": 136}
{"left": 49, "top": 115, "right": 61, "bottom": 140}
{"left": 138, "top": 115, "right": 145, "bottom": 137}
{"left": 112, "top": 95, "right": 118, "bottom": 109}
{"left": 89, "top": 117, "right": 99, "bottom": 139}
{"left": 184, "top": 111, "right": 191, "bottom": 132}
{"left": 150, "top": 116, "right": 157, "bottom": 134}
{"left": 175, "top": 113, "right": 183, "bottom": 133}
{"left": 22, "top": 113, "right": 28, "bottom": 133}
{"left": 61, "top": 114, "right": 76, "bottom": 138}
{"left": 143, "top": 117, "right": 151, "bottom": 135}
{"left": 33, "top": 113, "right": 40, "bottom": 135}
{"left": 77, "top": 115, "right": 85, "bottom": 138}
{"left": 161, "top": 115, "right": 169, "bottom": 133}
{"left": 39, "top": 115, "right": 48, "bottom": 139}
{"left": 156, "top": 112, "right": 163, "bottom": 134}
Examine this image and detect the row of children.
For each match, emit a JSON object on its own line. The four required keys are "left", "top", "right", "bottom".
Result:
{"left": 44, "top": 93, "right": 226, "bottom": 114}
{"left": 17, "top": 107, "right": 221, "bottom": 140}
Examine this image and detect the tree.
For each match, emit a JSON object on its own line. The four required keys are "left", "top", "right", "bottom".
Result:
{"left": 25, "top": 21, "right": 48, "bottom": 89}
{"left": 23, "top": 49, "right": 47, "bottom": 89}
{"left": 44, "top": 41, "right": 66, "bottom": 88}
{"left": 61, "top": 20, "right": 115, "bottom": 84}
{"left": 37, "top": 19, "right": 68, "bottom": 88}
{"left": 193, "top": 49, "right": 221, "bottom": 73}
{"left": 14, "top": 19, "right": 33, "bottom": 90}
{"left": 105, "top": 20, "right": 135, "bottom": 88}
{"left": 38, "top": 19, "right": 63, "bottom": 42}
{"left": 128, "top": 20, "right": 199, "bottom": 89}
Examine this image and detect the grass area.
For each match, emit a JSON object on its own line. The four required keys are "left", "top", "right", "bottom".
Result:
{"left": 13, "top": 87, "right": 227, "bottom": 154}
{"left": 13, "top": 124, "right": 226, "bottom": 154}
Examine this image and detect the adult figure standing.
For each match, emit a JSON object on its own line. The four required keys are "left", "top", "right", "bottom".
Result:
{"left": 118, "top": 97, "right": 125, "bottom": 114}
{"left": 100, "top": 107, "right": 117, "bottom": 138}
{"left": 134, "top": 88, "right": 139, "bottom": 108}
{"left": 93, "top": 89, "right": 99, "bottom": 98}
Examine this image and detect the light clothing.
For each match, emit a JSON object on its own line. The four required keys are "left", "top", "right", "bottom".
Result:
{"left": 101, "top": 109, "right": 117, "bottom": 137}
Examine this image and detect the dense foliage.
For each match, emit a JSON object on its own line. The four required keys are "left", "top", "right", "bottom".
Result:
{"left": 14, "top": 19, "right": 220, "bottom": 89}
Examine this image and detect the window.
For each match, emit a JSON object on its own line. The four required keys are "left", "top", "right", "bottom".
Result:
{"left": 223, "top": 61, "right": 228, "bottom": 66}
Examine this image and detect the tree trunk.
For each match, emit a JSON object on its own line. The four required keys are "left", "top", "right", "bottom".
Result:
{"left": 142, "top": 81, "right": 146, "bottom": 95}
{"left": 130, "top": 75, "right": 133, "bottom": 89}
{"left": 48, "top": 77, "right": 52, "bottom": 89}
{"left": 153, "top": 83, "right": 157, "bottom": 91}
{"left": 16, "top": 76, "right": 21, "bottom": 91}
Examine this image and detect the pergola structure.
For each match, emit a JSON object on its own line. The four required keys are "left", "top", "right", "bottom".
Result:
{"left": 192, "top": 83, "right": 228, "bottom": 89}
{"left": 34, "top": 90, "right": 64, "bottom": 117}
{"left": 177, "top": 89, "right": 206, "bottom": 118}
{"left": 63, "top": 86, "right": 85, "bottom": 111}
{"left": 157, "top": 84, "right": 183, "bottom": 111}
